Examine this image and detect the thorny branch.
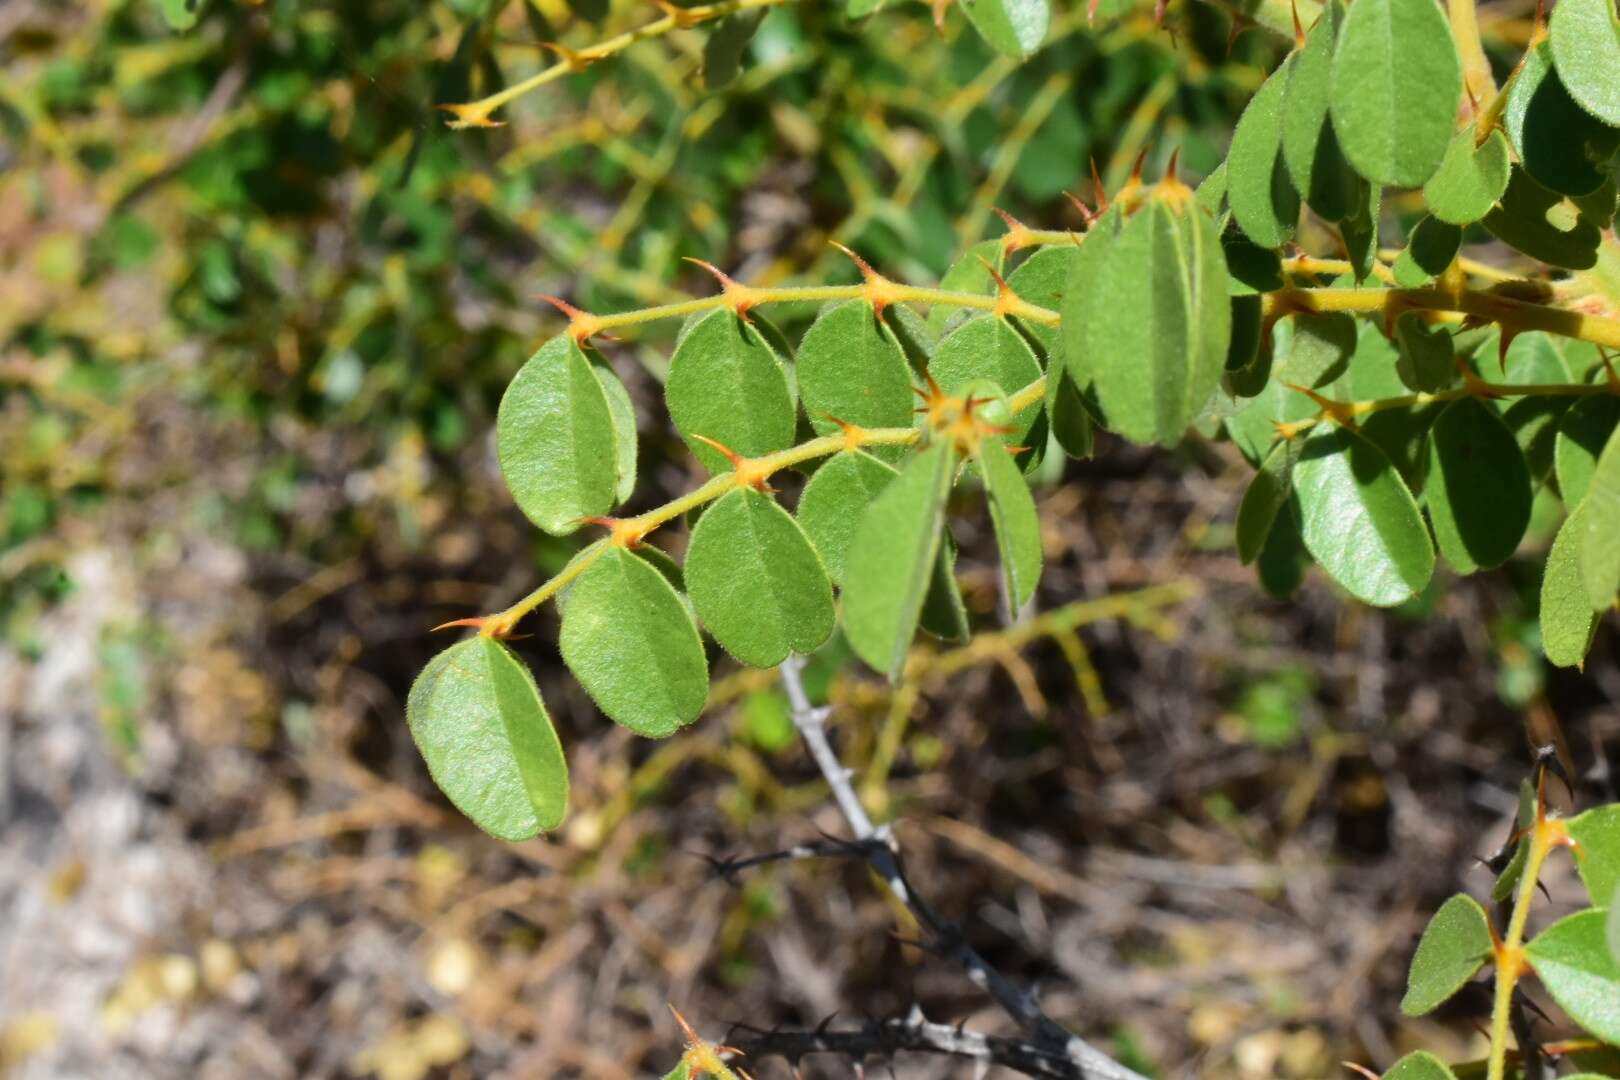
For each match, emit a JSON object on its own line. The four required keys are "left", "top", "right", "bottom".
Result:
{"left": 756, "top": 656, "right": 1150, "bottom": 1080}
{"left": 726, "top": 1007, "right": 1111, "bottom": 1078}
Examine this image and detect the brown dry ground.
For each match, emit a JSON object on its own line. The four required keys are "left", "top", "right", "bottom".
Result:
{"left": 3, "top": 375, "right": 1618, "bottom": 1080}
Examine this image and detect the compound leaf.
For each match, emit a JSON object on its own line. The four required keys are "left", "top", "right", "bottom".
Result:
{"left": 407, "top": 637, "right": 568, "bottom": 841}
{"left": 1294, "top": 425, "right": 1434, "bottom": 606}
{"left": 498, "top": 336, "right": 620, "bottom": 535}
{"left": 559, "top": 547, "right": 709, "bottom": 737}
{"left": 1525, "top": 909, "right": 1620, "bottom": 1045}
{"left": 685, "top": 487, "right": 836, "bottom": 668}
{"left": 844, "top": 440, "right": 955, "bottom": 681}
{"left": 978, "top": 435, "right": 1042, "bottom": 609}
{"left": 1568, "top": 804, "right": 1620, "bottom": 907}
{"left": 1549, "top": 0, "right": 1620, "bottom": 127}
{"left": 1329, "top": 0, "right": 1460, "bottom": 187}
{"left": 667, "top": 308, "right": 796, "bottom": 474}
{"left": 1400, "top": 894, "right": 1493, "bottom": 1016}
{"left": 1542, "top": 500, "right": 1601, "bottom": 668}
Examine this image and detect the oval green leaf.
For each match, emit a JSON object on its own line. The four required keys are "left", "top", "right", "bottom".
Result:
{"left": 1237, "top": 438, "right": 1302, "bottom": 565}
{"left": 1282, "top": 0, "right": 1361, "bottom": 222}
{"left": 1555, "top": 394, "right": 1620, "bottom": 510}
{"left": 1382, "top": 1051, "right": 1457, "bottom": 1080}
{"left": 843, "top": 440, "right": 956, "bottom": 681}
{"left": 666, "top": 308, "right": 796, "bottom": 474}
{"left": 593, "top": 360, "right": 639, "bottom": 504}
{"left": 1422, "top": 124, "right": 1512, "bottom": 225}
{"left": 559, "top": 546, "right": 709, "bottom": 737}
{"left": 1549, "top": 0, "right": 1620, "bottom": 127}
{"left": 1294, "top": 425, "right": 1435, "bottom": 605}
{"left": 960, "top": 0, "right": 1048, "bottom": 58}
{"left": 1425, "top": 397, "right": 1531, "bottom": 572}
{"left": 978, "top": 435, "right": 1042, "bottom": 609}
{"left": 1063, "top": 196, "right": 1231, "bottom": 445}
{"left": 685, "top": 487, "right": 836, "bottom": 668}
{"left": 1568, "top": 804, "right": 1620, "bottom": 908}
{"left": 1229, "top": 62, "right": 1300, "bottom": 248}
{"left": 497, "top": 336, "right": 620, "bottom": 535}
{"left": 1525, "top": 908, "right": 1620, "bottom": 1045}
{"left": 797, "top": 449, "right": 899, "bottom": 584}
{"left": 1542, "top": 500, "right": 1601, "bottom": 668}
{"left": 1581, "top": 419, "right": 1620, "bottom": 607}
{"left": 1399, "top": 893, "right": 1493, "bottom": 1016}
{"left": 1328, "top": 0, "right": 1461, "bottom": 187}
{"left": 407, "top": 637, "right": 569, "bottom": 841}
{"left": 928, "top": 315, "right": 1043, "bottom": 444}
{"left": 1503, "top": 40, "right": 1620, "bottom": 197}
{"left": 1483, "top": 166, "right": 1603, "bottom": 270}
{"left": 797, "top": 300, "right": 917, "bottom": 451}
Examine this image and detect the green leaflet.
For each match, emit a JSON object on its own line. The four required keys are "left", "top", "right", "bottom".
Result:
{"left": 1612, "top": 898, "right": 1620, "bottom": 970}
{"left": 161, "top": 0, "right": 206, "bottom": 30}
{"left": 927, "top": 316, "right": 1043, "bottom": 444}
{"left": 1257, "top": 501, "right": 1310, "bottom": 598}
{"left": 1394, "top": 313, "right": 1456, "bottom": 393}
{"left": 978, "top": 435, "right": 1042, "bottom": 609}
{"left": 407, "top": 637, "right": 568, "bottom": 841}
{"left": 1011, "top": 247, "right": 1096, "bottom": 459}
{"left": 1293, "top": 425, "right": 1434, "bottom": 606}
{"left": 1391, "top": 216, "right": 1463, "bottom": 287}
{"left": 1483, "top": 167, "right": 1603, "bottom": 270}
{"left": 1503, "top": 40, "right": 1620, "bottom": 197}
{"left": 1237, "top": 438, "right": 1301, "bottom": 565}
{"left": 960, "top": 0, "right": 1049, "bottom": 58}
{"left": 1277, "top": 312, "right": 1356, "bottom": 388}
{"left": 685, "top": 487, "right": 836, "bottom": 668}
{"left": 1525, "top": 909, "right": 1620, "bottom": 1045}
{"left": 1425, "top": 398, "right": 1530, "bottom": 573}
{"left": 1281, "top": 0, "right": 1361, "bottom": 223}
{"left": 1422, "top": 124, "right": 1512, "bottom": 225}
{"left": 702, "top": 10, "right": 764, "bottom": 89}
{"left": 1503, "top": 396, "right": 1570, "bottom": 482}
{"left": 1581, "top": 420, "right": 1620, "bottom": 607}
{"left": 497, "top": 336, "right": 621, "bottom": 536}
{"left": 1227, "top": 62, "right": 1300, "bottom": 249}
{"left": 559, "top": 547, "right": 709, "bottom": 737}
{"left": 1399, "top": 894, "right": 1492, "bottom": 1016}
{"left": 1551, "top": 0, "right": 1620, "bottom": 126}
{"left": 1569, "top": 804, "right": 1620, "bottom": 907}
{"left": 1328, "top": 0, "right": 1460, "bottom": 187}
{"left": 843, "top": 440, "right": 955, "bottom": 681}
{"left": 1062, "top": 194, "right": 1231, "bottom": 446}
{"left": 797, "top": 300, "right": 917, "bottom": 453}
{"left": 1226, "top": 363, "right": 1317, "bottom": 466}
{"left": 592, "top": 360, "right": 639, "bottom": 504}
{"left": 1542, "top": 500, "right": 1600, "bottom": 668}
{"left": 797, "top": 449, "right": 900, "bottom": 584}
{"left": 928, "top": 240, "right": 1004, "bottom": 335}
{"left": 1382, "top": 1052, "right": 1457, "bottom": 1080}
{"left": 666, "top": 308, "right": 796, "bottom": 474}
{"left": 1555, "top": 395, "right": 1620, "bottom": 510}
{"left": 1340, "top": 180, "right": 1382, "bottom": 282}
{"left": 920, "top": 536, "right": 971, "bottom": 643}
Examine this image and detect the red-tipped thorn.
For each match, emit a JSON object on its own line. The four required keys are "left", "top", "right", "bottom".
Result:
{"left": 829, "top": 240, "right": 878, "bottom": 281}
{"left": 991, "top": 207, "right": 1032, "bottom": 253}
{"left": 691, "top": 433, "right": 771, "bottom": 490}
{"left": 683, "top": 257, "right": 754, "bottom": 320}
{"left": 1087, "top": 0, "right": 1099, "bottom": 24}
{"left": 1089, "top": 158, "right": 1109, "bottom": 211}
{"left": 1290, "top": 0, "right": 1305, "bottom": 47}
{"left": 1342, "top": 1064, "right": 1380, "bottom": 1080}
{"left": 432, "top": 616, "right": 488, "bottom": 632}
{"left": 1164, "top": 147, "right": 1181, "bottom": 185}
{"left": 538, "top": 41, "right": 594, "bottom": 72}
{"left": 1129, "top": 147, "right": 1150, "bottom": 184}
{"left": 1062, "top": 191, "right": 1097, "bottom": 228}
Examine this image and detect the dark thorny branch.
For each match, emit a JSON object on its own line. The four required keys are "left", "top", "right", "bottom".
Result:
{"left": 725, "top": 1006, "right": 1105, "bottom": 1078}
{"left": 742, "top": 656, "right": 1149, "bottom": 1080}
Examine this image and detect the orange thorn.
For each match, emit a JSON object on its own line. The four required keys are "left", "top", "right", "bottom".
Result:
{"left": 683, "top": 257, "right": 755, "bottom": 320}
{"left": 1089, "top": 158, "right": 1109, "bottom": 211}
{"left": 580, "top": 515, "right": 649, "bottom": 547}
{"left": 1087, "top": 0, "right": 1099, "bottom": 23}
{"left": 1290, "top": 0, "right": 1304, "bottom": 47}
{"left": 1533, "top": 0, "right": 1546, "bottom": 30}
{"left": 1165, "top": 146, "right": 1181, "bottom": 185}
{"left": 973, "top": 254, "right": 1019, "bottom": 317}
{"left": 1129, "top": 147, "right": 1150, "bottom": 184}
{"left": 536, "top": 293, "right": 606, "bottom": 345}
{"left": 829, "top": 241, "right": 900, "bottom": 317}
{"left": 1063, "top": 191, "right": 1098, "bottom": 227}
{"left": 1285, "top": 382, "right": 1358, "bottom": 428}
{"left": 1341, "top": 1065, "right": 1380, "bottom": 1080}
{"left": 670, "top": 1005, "right": 702, "bottom": 1048}
{"left": 651, "top": 0, "right": 702, "bottom": 26}
{"left": 538, "top": 41, "right": 595, "bottom": 72}
{"left": 991, "top": 207, "right": 1032, "bottom": 253}
{"left": 432, "top": 616, "right": 488, "bottom": 632}
{"left": 691, "top": 434, "right": 772, "bottom": 490}
{"left": 1457, "top": 355, "right": 1504, "bottom": 399}
{"left": 822, "top": 412, "right": 868, "bottom": 451}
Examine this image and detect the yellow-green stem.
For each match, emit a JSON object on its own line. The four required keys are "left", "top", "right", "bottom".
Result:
{"left": 1449, "top": 0, "right": 1499, "bottom": 109}
{"left": 1487, "top": 827, "right": 1553, "bottom": 1080}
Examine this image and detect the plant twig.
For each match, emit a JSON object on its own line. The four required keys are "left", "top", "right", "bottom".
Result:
{"left": 774, "top": 656, "right": 1149, "bottom": 1080}
{"left": 727, "top": 1006, "right": 1111, "bottom": 1078}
